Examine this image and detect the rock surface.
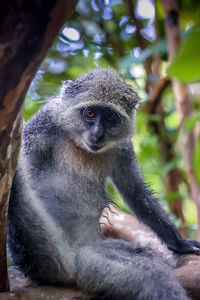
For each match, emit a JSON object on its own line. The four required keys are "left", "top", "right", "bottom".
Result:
{"left": 0, "top": 267, "right": 90, "bottom": 300}
{"left": 175, "top": 255, "right": 200, "bottom": 300}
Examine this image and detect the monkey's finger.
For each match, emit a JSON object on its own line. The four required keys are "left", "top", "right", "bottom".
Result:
{"left": 191, "top": 247, "right": 200, "bottom": 255}
{"left": 191, "top": 240, "right": 200, "bottom": 249}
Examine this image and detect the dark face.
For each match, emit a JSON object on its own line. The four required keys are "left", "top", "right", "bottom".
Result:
{"left": 80, "top": 106, "right": 123, "bottom": 152}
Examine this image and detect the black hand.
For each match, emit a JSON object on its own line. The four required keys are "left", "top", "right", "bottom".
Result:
{"left": 168, "top": 238, "right": 200, "bottom": 255}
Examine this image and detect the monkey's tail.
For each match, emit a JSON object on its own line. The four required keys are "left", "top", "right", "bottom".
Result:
{"left": 75, "top": 238, "right": 190, "bottom": 300}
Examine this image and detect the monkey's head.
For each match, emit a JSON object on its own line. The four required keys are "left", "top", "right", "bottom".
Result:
{"left": 56, "top": 68, "right": 139, "bottom": 153}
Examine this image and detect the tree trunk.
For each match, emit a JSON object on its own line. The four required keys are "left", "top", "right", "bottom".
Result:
{"left": 0, "top": 0, "right": 77, "bottom": 292}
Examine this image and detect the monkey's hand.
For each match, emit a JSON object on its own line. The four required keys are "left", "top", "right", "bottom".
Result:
{"left": 168, "top": 238, "right": 200, "bottom": 255}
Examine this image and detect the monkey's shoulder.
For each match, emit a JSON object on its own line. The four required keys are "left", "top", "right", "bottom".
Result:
{"left": 22, "top": 105, "right": 62, "bottom": 155}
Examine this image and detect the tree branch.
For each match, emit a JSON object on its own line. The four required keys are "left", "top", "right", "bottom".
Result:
{"left": 147, "top": 77, "right": 170, "bottom": 113}
{"left": 146, "top": 76, "right": 187, "bottom": 236}
{"left": 160, "top": 0, "right": 200, "bottom": 240}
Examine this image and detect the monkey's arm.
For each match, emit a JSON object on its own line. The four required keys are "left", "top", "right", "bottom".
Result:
{"left": 111, "top": 142, "right": 200, "bottom": 255}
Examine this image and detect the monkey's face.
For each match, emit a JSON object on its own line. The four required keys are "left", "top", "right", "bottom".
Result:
{"left": 73, "top": 105, "right": 132, "bottom": 153}
{"left": 62, "top": 69, "right": 139, "bottom": 152}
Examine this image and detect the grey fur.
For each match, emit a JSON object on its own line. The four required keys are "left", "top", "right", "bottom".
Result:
{"left": 8, "top": 68, "right": 198, "bottom": 299}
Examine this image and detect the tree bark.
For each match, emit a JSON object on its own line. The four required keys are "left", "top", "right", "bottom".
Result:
{"left": 0, "top": 0, "right": 77, "bottom": 292}
{"left": 160, "top": 0, "right": 200, "bottom": 240}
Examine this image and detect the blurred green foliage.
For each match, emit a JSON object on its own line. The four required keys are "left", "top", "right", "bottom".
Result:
{"left": 168, "top": 27, "right": 200, "bottom": 82}
{"left": 24, "top": 0, "right": 200, "bottom": 234}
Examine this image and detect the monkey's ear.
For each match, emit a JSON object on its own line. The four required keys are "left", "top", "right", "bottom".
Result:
{"left": 63, "top": 80, "right": 73, "bottom": 87}
{"left": 62, "top": 80, "right": 75, "bottom": 97}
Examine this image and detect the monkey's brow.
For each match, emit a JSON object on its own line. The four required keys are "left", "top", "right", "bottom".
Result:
{"left": 80, "top": 105, "right": 115, "bottom": 111}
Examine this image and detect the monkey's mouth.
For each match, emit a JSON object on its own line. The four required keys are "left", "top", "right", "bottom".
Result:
{"left": 88, "top": 144, "right": 102, "bottom": 152}
{"left": 85, "top": 142, "right": 104, "bottom": 152}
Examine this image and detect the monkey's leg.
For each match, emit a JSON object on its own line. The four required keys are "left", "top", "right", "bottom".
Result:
{"left": 75, "top": 238, "right": 189, "bottom": 300}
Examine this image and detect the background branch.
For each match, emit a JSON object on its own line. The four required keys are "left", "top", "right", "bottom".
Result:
{"left": 160, "top": 0, "right": 200, "bottom": 240}
{"left": 126, "top": 0, "right": 187, "bottom": 236}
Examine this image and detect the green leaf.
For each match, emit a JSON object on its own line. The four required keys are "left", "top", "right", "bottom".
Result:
{"left": 183, "top": 198, "right": 197, "bottom": 226}
{"left": 168, "top": 27, "right": 200, "bottom": 82}
{"left": 120, "top": 39, "right": 167, "bottom": 68}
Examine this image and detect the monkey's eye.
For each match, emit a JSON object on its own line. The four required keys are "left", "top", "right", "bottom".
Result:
{"left": 85, "top": 109, "right": 96, "bottom": 119}
{"left": 105, "top": 112, "right": 115, "bottom": 121}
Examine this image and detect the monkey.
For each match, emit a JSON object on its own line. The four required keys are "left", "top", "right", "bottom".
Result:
{"left": 8, "top": 68, "right": 200, "bottom": 300}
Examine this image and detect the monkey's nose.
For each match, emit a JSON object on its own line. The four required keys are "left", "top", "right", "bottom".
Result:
{"left": 91, "top": 123, "right": 104, "bottom": 143}
{"left": 90, "top": 134, "right": 103, "bottom": 144}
